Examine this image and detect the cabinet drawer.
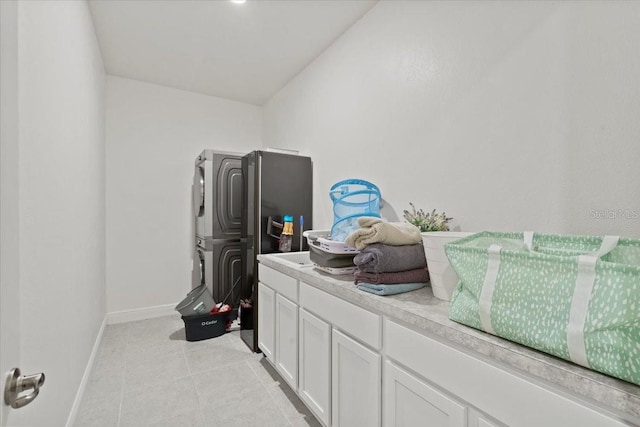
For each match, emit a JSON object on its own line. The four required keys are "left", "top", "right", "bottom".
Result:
{"left": 300, "top": 281, "right": 381, "bottom": 350}
{"left": 384, "top": 320, "right": 629, "bottom": 427}
{"left": 258, "top": 264, "right": 298, "bottom": 302}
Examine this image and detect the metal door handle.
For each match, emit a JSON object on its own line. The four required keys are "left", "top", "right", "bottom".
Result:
{"left": 4, "top": 368, "right": 45, "bottom": 409}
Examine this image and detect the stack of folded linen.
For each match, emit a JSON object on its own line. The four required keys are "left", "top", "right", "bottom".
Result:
{"left": 345, "top": 217, "right": 428, "bottom": 296}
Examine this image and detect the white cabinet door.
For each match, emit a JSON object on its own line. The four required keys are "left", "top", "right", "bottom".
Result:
{"left": 384, "top": 361, "right": 466, "bottom": 427}
{"left": 299, "top": 308, "right": 331, "bottom": 426}
{"left": 468, "top": 408, "right": 503, "bottom": 427}
{"left": 258, "top": 282, "right": 276, "bottom": 362}
{"left": 275, "top": 293, "right": 298, "bottom": 390}
{"left": 332, "top": 329, "right": 381, "bottom": 427}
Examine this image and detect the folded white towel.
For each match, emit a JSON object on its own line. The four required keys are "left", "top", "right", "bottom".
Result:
{"left": 344, "top": 217, "right": 422, "bottom": 250}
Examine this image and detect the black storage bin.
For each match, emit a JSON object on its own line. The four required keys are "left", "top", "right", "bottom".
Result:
{"left": 182, "top": 311, "right": 232, "bottom": 342}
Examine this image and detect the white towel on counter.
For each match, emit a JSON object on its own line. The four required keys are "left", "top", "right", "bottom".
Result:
{"left": 344, "top": 217, "right": 422, "bottom": 250}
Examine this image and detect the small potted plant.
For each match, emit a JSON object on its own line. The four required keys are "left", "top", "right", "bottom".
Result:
{"left": 403, "top": 203, "right": 470, "bottom": 301}
{"left": 403, "top": 203, "right": 452, "bottom": 232}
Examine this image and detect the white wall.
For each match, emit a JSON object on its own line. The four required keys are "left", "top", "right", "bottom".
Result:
{"left": 105, "top": 76, "right": 261, "bottom": 314}
{"left": 1, "top": 1, "right": 21, "bottom": 425}
{"left": 263, "top": 1, "right": 640, "bottom": 238}
{"left": 15, "top": 1, "right": 106, "bottom": 425}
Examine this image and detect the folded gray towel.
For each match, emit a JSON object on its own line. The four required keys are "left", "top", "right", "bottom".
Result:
{"left": 345, "top": 217, "right": 422, "bottom": 250}
{"left": 354, "top": 267, "right": 429, "bottom": 285}
{"left": 354, "top": 243, "right": 427, "bottom": 273}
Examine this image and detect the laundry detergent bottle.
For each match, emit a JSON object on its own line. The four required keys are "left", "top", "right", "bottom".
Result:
{"left": 279, "top": 215, "right": 294, "bottom": 252}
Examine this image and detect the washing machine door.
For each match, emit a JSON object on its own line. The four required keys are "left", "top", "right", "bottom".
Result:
{"left": 192, "top": 247, "right": 205, "bottom": 288}
{"left": 193, "top": 166, "right": 205, "bottom": 217}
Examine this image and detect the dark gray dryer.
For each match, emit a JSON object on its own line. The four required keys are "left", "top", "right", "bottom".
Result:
{"left": 192, "top": 150, "right": 243, "bottom": 305}
{"left": 193, "top": 149, "right": 243, "bottom": 240}
{"left": 192, "top": 237, "right": 243, "bottom": 307}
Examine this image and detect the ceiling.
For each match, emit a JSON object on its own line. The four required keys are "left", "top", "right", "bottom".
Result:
{"left": 88, "top": 0, "right": 377, "bottom": 106}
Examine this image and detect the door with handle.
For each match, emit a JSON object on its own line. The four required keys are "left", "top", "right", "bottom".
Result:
{"left": 1, "top": 0, "right": 23, "bottom": 425}
{"left": 3, "top": 1, "right": 96, "bottom": 425}
{"left": 4, "top": 369, "right": 45, "bottom": 409}
{"left": 0, "top": 1, "right": 46, "bottom": 424}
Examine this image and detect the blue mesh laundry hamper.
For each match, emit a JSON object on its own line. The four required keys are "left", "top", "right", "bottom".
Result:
{"left": 329, "top": 179, "right": 381, "bottom": 242}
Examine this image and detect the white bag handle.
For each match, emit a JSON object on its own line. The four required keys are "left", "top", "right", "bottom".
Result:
{"left": 594, "top": 235, "right": 619, "bottom": 258}
{"left": 523, "top": 232, "right": 619, "bottom": 259}
{"left": 566, "top": 235, "right": 619, "bottom": 368}
{"left": 523, "top": 231, "right": 535, "bottom": 251}
{"left": 478, "top": 244, "right": 502, "bottom": 335}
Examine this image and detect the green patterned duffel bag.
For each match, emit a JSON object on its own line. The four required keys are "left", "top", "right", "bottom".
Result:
{"left": 445, "top": 231, "right": 640, "bottom": 385}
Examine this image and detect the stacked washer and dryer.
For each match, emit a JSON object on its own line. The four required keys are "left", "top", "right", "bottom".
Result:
{"left": 192, "top": 150, "right": 244, "bottom": 312}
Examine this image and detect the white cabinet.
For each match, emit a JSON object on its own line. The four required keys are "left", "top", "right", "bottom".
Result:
{"left": 298, "top": 281, "right": 382, "bottom": 427}
{"left": 298, "top": 280, "right": 382, "bottom": 426}
{"left": 259, "top": 261, "right": 637, "bottom": 427}
{"left": 332, "top": 329, "right": 381, "bottom": 427}
{"left": 275, "top": 293, "right": 298, "bottom": 389}
{"left": 257, "top": 282, "right": 275, "bottom": 362}
{"left": 385, "top": 320, "right": 630, "bottom": 427}
{"left": 384, "top": 361, "right": 466, "bottom": 427}
{"left": 468, "top": 408, "right": 502, "bottom": 427}
{"left": 299, "top": 308, "right": 331, "bottom": 426}
{"left": 258, "top": 265, "right": 300, "bottom": 390}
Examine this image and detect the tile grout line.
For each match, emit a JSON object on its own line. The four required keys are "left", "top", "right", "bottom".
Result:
{"left": 246, "top": 358, "right": 296, "bottom": 426}
{"left": 180, "top": 333, "right": 209, "bottom": 425}
{"left": 183, "top": 344, "right": 207, "bottom": 427}
{"left": 181, "top": 337, "right": 193, "bottom": 376}
{"left": 116, "top": 323, "right": 131, "bottom": 427}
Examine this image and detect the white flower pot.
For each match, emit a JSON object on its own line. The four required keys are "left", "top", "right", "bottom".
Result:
{"left": 421, "top": 231, "right": 474, "bottom": 301}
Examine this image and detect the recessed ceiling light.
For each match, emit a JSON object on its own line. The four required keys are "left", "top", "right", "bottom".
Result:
{"left": 231, "top": 0, "right": 246, "bottom": 4}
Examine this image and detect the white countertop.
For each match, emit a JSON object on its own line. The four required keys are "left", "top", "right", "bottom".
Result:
{"left": 258, "top": 252, "right": 640, "bottom": 422}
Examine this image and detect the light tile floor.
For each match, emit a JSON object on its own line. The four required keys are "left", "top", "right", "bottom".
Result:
{"left": 74, "top": 314, "right": 321, "bottom": 427}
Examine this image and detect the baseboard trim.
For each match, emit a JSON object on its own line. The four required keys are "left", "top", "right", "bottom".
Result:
{"left": 65, "top": 304, "right": 178, "bottom": 426}
{"left": 106, "top": 303, "right": 177, "bottom": 324}
{"left": 65, "top": 316, "right": 107, "bottom": 427}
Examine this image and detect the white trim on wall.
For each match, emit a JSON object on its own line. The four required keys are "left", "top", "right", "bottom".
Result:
{"left": 65, "top": 316, "right": 107, "bottom": 427}
{"left": 106, "top": 303, "right": 178, "bottom": 325}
